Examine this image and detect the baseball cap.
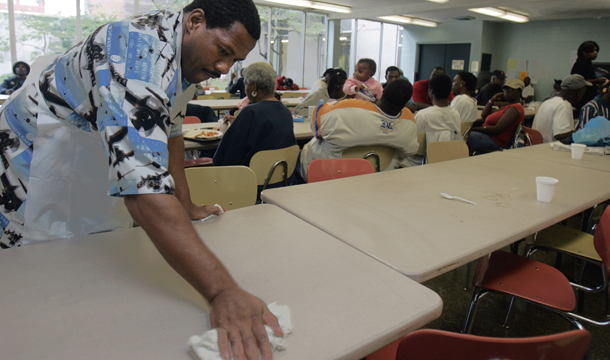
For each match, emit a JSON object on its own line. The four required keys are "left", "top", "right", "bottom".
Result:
{"left": 503, "top": 79, "right": 525, "bottom": 90}
{"left": 561, "top": 74, "right": 593, "bottom": 90}
{"left": 493, "top": 70, "right": 506, "bottom": 79}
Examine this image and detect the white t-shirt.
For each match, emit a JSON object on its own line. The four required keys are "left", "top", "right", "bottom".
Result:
{"left": 531, "top": 96, "right": 574, "bottom": 143}
{"left": 311, "top": 79, "right": 327, "bottom": 92}
{"left": 522, "top": 85, "right": 535, "bottom": 99}
{"left": 450, "top": 94, "right": 478, "bottom": 123}
{"left": 415, "top": 105, "right": 462, "bottom": 144}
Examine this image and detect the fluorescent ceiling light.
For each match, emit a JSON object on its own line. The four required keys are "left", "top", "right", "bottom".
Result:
{"left": 264, "top": 0, "right": 351, "bottom": 13}
{"left": 281, "top": 39, "right": 289, "bottom": 43}
{"left": 411, "top": 19, "right": 438, "bottom": 27}
{"left": 311, "top": 2, "right": 352, "bottom": 13}
{"left": 469, "top": 7, "right": 529, "bottom": 23}
{"left": 426, "top": 0, "right": 449, "bottom": 3}
{"left": 500, "top": 13, "right": 529, "bottom": 23}
{"left": 469, "top": 7, "right": 506, "bottom": 17}
{"left": 378, "top": 16, "right": 412, "bottom": 24}
{"left": 339, "top": 36, "right": 348, "bottom": 41}
{"left": 265, "top": 0, "right": 313, "bottom": 7}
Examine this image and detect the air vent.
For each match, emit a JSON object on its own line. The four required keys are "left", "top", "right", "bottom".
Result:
{"left": 453, "top": 16, "right": 476, "bottom": 21}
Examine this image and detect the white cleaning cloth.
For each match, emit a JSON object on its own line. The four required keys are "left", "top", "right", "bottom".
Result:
{"left": 189, "top": 302, "right": 292, "bottom": 360}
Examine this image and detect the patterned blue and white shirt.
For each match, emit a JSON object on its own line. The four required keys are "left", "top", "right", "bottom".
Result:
{"left": 0, "top": 9, "right": 190, "bottom": 247}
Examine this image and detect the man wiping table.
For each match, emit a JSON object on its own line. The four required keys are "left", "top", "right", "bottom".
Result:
{"left": 0, "top": 1, "right": 283, "bottom": 359}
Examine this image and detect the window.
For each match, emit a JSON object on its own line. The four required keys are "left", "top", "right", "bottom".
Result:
{"left": 303, "top": 12, "right": 326, "bottom": 89}
{"left": 270, "top": 7, "right": 303, "bottom": 86}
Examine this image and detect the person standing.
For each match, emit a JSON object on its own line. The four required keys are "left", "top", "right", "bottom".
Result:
{"left": 0, "top": 61, "right": 29, "bottom": 95}
{"left": 571, "top": 41, "right": 609, "bottom": 112}
{"left": 0, "top": 1, "right": 283, "bottom": 359}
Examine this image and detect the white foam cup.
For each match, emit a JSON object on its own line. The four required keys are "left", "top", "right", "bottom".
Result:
{"left": 308, "top": 106, "right": 317, "bottom": 119}
{"left": 536, "top": 176, "right": 559, "bottom": 203}
{"left": 571, "top": 144, "right": 586, "bottom": 160}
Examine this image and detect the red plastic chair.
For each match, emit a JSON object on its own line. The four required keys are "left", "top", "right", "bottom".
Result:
{"left": 386, "top": 329, "right": 591, "bottom": 360}
{"left": 523, "top": 126, "right": 543, "bottom": 146}
{"left": 307, "top": 158, "right": 375, "bottom": 183}
{"left": 184, "top": 116, "right": 201, "bottom": 124}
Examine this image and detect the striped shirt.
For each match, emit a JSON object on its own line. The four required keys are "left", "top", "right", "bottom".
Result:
{"left": 577, "top": 96, "right": 610, "bottom": 130}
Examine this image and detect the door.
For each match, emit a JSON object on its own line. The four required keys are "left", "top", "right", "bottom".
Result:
{"left": 417, "top": 43, "right": 471, "bottom": 81}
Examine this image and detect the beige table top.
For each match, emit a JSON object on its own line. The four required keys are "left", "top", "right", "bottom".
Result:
{"left": 0, "top": 205, "right": 441, "bottom": 360}
{"left": 509, "top": 143, "right": 610, "bottom": 173}
{"left": 262, "top": 151, "right": 610, "bottom": 282}
{"left": 0, "top": 94, "right": 8, "bottom": 105}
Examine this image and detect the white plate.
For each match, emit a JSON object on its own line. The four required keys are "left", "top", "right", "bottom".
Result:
{"left": 184, "top": 129, "right": 223, "bottom": 141}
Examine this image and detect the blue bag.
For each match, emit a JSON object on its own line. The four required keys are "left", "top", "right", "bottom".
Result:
{"left": 572, "top": 116, "right": 610, "bottom": 146}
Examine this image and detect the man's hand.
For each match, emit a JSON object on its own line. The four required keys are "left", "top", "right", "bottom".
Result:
{"left": 210, "top": 286, "right": 283, "bottom": 360}
{"left": 188, "top": 203, "right": 226, "bottom": 221}
{"left": 5, "top": 89, "right": 13, "bottom": 95}
{"left": 355, "top": 84, "right": 365, "bottom": 92}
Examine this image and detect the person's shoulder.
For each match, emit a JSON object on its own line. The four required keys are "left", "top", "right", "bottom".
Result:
{"left": 413, "top": 80, "right": 428, "bottom": 88}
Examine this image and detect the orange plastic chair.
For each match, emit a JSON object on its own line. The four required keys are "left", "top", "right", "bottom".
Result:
{"left": 183, "top": 116, "right": 201, "bottom": 124}
{"left": 462, "top": 249, "right": 610, "bottom": 334}
{"left": 386, "top": 329, "right": 591, "bottom": 360}
{"left": 307, "top": 158, "right": 375, "bottom": 183}
{"left": 523, "top": 126, "right": 543, "bottom": 146}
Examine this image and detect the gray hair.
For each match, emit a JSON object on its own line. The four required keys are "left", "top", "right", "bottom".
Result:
{"left": 242, "top": 62, "right": 277, "bottom": 95}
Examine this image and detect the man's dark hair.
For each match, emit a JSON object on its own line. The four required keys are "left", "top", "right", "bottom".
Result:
{"left": 13, "top": 61, "right": 30, "bottom": 75}
{"left": 385, "top": 66, "right": 400, "bottom": 76}
{"left": 577, "top": 41, "right": 599, "bottom": 59}
{"left": 357, "top": 58, "right": 377, "bottom": 75}
{"left": 433, "top": 66, "right": 445, "bottom": 73}
{"left": 184, "top": 0, "right": 261, "bottom": 40}
{"left": 429, "top": 74, "right": 452, "bottom": 99}
{"left": 328, "top": 71, "right": 347, "bottom": 92}
{"left": 382, "top": 78, "right": 413, "bottom": 108}
{"left": 457, "top": 71, "right": 477, "bottom": 92}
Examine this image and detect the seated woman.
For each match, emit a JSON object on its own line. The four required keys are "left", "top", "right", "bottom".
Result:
{"left": 213, "top": 62, "right": 297, "bottom": 167}
{"left": 467, "top": 79, "right": 525, "bottom": 154}
{"left": 292, "top": 70, "right": 347, "bottom": 117}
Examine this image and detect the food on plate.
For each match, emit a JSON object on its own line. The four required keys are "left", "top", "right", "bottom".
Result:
{"left": 195, "top": 130, "right": 221, "bottom": 138}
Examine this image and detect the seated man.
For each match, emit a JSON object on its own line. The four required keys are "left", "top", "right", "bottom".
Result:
{"left": 412, "top": 66, "right": 455, "bottom": 109}
{"left": 299, "top": 79, "right": 419, "bottom": 181}
{"left": 408, "top": 74, "right": 462, "bottom": 165}
{"left": 532, "top": 74, "right": 589, "bottom": 143}
{"left": 383, "top": 65, "right": 417, "bottom": 113}
{"left": 576, "top": 82, "right": 610, "bottom": 130}
{"left": 476, "top": 70, "right": 506, "bottom": 106}
{"left": 0, "top": 61, "right": 29, "bottom": 95}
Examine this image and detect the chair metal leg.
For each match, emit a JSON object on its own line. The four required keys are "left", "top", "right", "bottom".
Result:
{"left": 461, "top": 288, "right": 486, "bottom": 334}
{"left": 503, "top": 296, "right": 516, "bottom": 328}
{"left": 464, "top": 262, "right": 470, "bottom": 291}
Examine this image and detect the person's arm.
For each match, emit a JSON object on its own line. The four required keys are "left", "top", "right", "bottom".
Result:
{"left": 472, "top": 105, "right": 519, "bottom": 136}
{"left": 0, "top": 78, "right": 13, "bottom": 94}
{"left": 167, "top": 136, "right": 224, "bottom": 219}
{"left": 552, "top": 102, "right": 575, "bottom": 141}
{"left": 124, "top": 194, "right": 282, "bottom": 360}
{"left": 480, "top": 92, "right": 503, "bottom": 119}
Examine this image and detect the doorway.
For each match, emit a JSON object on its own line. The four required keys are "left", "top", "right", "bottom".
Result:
{"left": 417, "top": 43, "right": 471, "bottom": 81}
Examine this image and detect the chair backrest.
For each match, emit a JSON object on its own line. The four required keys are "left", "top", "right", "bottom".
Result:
{"left": 426, "top": 140, "right": 469, "bottom": 164}
{"left": 342, "top": 145, "right": 395, "bottom": 172}
{"left": 509, "top": 122, "right": 524, "bottom": 149}
{"left": 185, "top": 166, "right": 257, "bottom": 210}
{"left": 416, "top": 131, "right": 427, "bottom": 157}
{"left": 461, "top": 121, "right": 474, "bottom": 141}
{"left": 522, "top": 126, "right": 544, "bottom": 146}
{"left": 249, "top": 145, "right": 300, "bottom": 190}
{"left": 307, "top": 158, "right": 375, "bottom": 183}
{"left": 197, "top": 94, "right": 216, "bottom": 100}
{"left": 281, "top": 91, "right": 304, "bottom": 98}
{"left": 183, "top": 116, "right": 201, "bottom": 124}
{"left": 594, "top": 206, "right": 610, "bottom": 280}
{"left": 395, "top": 329, "right": 591, "bottom": 360}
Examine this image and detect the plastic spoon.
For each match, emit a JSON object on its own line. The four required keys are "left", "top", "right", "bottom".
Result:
{"left": 440, "top": 193, "right": 477, "bottom": 205}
